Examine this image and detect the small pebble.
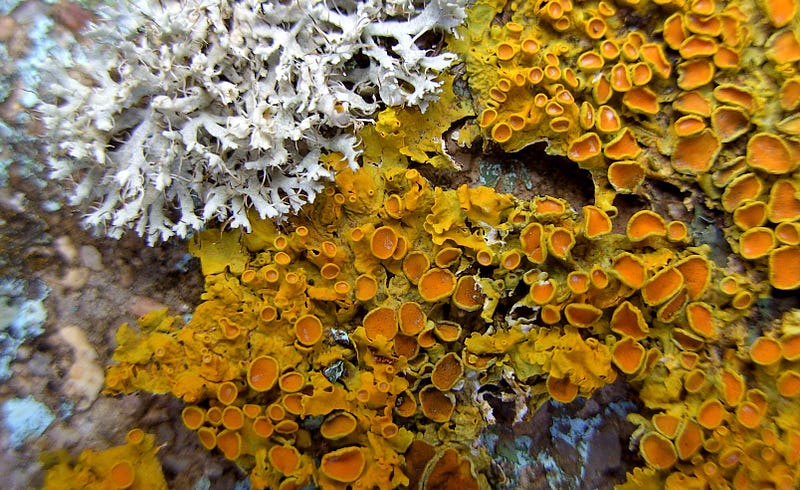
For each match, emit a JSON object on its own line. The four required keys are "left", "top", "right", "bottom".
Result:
{"left": 60, "top": 267, "right": 89, "bottom": 290}
{"left": 62, "top": 358, "right": 104, "bottom": 412}
{"left": 18, "top": 91, "right": 38, "bottom": 108}
{"left": 58, "top": 326, "right": 103, "bottom": 412}
{"left": 41, "top": 200, "right": 62, "bottom": 212}
{"left": 53, "top": 236, "right": 78, "bottom": 264}
{"left": 79, "top": 245, "right": 103, "bottom": 271}
{"left": 129, "top": 295, "right": 168, "bottom": 317}
{"left": 0, "top": 16, "right": 15, "bottom": 42}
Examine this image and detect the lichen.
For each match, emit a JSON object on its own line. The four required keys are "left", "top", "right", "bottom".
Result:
{"left": 39, "top": 0, "right": 467, "bottom": 243}
{"left": 41, "top": 429, "right": 168, "bottom": 490}
{"left": 100, "top": 56, "right": 800, "bottom": 487}
{"left": 2, "top": 395, "right": 55, "bottom": 449}
{"left": 0, "top": 278, "right": 49, "bottom": 382}
{"left": 31, "top": 0, "right": 800, "bottom": 487}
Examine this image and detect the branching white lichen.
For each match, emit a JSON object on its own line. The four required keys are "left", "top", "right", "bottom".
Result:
{"left": 39, "top": 0, "right": 465, "bottom": 244}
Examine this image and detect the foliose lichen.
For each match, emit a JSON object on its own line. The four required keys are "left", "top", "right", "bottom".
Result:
{"left": 38, "top": 0, "right": 466, "bottom": 244}
{"left": 2, "top": 395, "right": 55, "bottom": 449}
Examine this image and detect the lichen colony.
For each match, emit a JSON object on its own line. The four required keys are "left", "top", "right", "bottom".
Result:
{"left": 38, "top": 0, "right": 800, "bottom": 488}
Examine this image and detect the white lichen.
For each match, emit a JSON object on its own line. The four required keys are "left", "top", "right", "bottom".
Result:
{"left": 39, "top": 0, "right": 465, "bottom": 244}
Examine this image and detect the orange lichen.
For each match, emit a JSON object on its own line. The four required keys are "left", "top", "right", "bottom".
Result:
{"left": 320, "top": 412, "right": 358, "bottom": 440}
{"left": 541, "top": 304, "right": 562, "bottom": 324}
{"left": 684, "top": 369, "right": 707, "bottom": 393}
{"left": 530, "top": 278, "right": 557, "bottom": 305}
{"left": 564, "top": 303, "right": 603, "bottom": 328}
{"left": 686, "top": 302, "right": 716, "bottom": 338}
{"left": 216, "top": 430, "right": 242, "bottom": 460}
{"left": 248, "top": 356, "right": 279, "bottom": 392}
{"left": 722, "top": 173, "right": 763, "bottom": 212}
{"left": 714, "top": 47, "right": 740, "bottom": 68}
{"left": 627, "top": 210, "right": 667, "bottom": 241}
{"left": 612, "top": 337, "right": 646, "bottom": 374}
{"left": 768, "top": 179, "right": 800, "bottom": 222}
{"left": 320, "top": 263, "right": 340, "bottom": 280}
{"left": 320, "top": 447, "right": 365, "bottom": 483}
{"left": 746, "top": 133, "right": 797, "bottom": 174}
{"left": 769, "top": 246, "right": 800, "bottom": 289}
{"left": 371, "top": 226, "right": 399, "bottom": 260}
{"left": 608, "top": 161, "right": 644, "bottom": 192}
{"left": 749, "top": 336, "right": 782, "bottom": 365}
{"left": 781, "top": 78, "right": 800, "bottom": 110}
{"left": 622, "top": 88, "right": 660, "bottom": 115}
{"left": 434, "top": 247, "right": 461, "bottom": 268}
{"left": 567, "top": 271, "right": 591, "bottom": 294}
{"left": 663, "top": 13, "right": 685, "bottom": 49}
{"left": 679, "top": 35, "right": 718, "bottom": 59}
{"left": 739, "top": 227, "right": 775, "bottom": 259}
{"left": 182, "top": 406, "right": 205, "bottom": 431}
{"left": 642, "top": 267, "right": 684, "bottom": 305}
{"left": 434, "top": 321, "right": 462, "bottom": 343}
{"left": 777, "top": 371, "right": 800, "bottom": 397}
{"left": 712, "top": 106, "right": 750, "bottom": 142}
{"left": 640, "top": 43, "right": 672, "bottom": 78}
{"left": 431, "top": 353, "right": 464, "bottom": 391}
{"left": 675, "top": 419, "right": 703, "bottom": 460}
{"left": 733, "top": 200, "right": 768, "bottom": 230}
{"left": 363, "top": 306, "right": 398, "bottom": 341}
{"left": 422, "top": 447, "right": 480, "bottom": 490}
{"left": 196, "top": 427, "right": 216, "bottom": 451}
{"left": 222, "top": 406, "right": 244, "bottom": 431}
{"left": 666, "top": 221, "right": 689, "bottom": 243}
{"left": 610, "top": 302, "right": 649, "bottom": 340}
{"left": 674, "top": 91, "right": 712, "bottom": 116}
{"left": 597, "top": 105, "right": 622, "bottom": 132}
{"left": 604, "top": 129, "right": 642, "bottom": 161}
{"left": 500, "top": 250, "right": 522, "bottom": 270}
{"left": 653, "top": 413, "right": 681, "bottom": 439}
{"left": 697, "top": 399, "right": 726, "bottom": 430}
{"left": 547, "top": 227, "right": 575, "bottom": 259}
{"left": 567, "top": 132, "right": 602, "bottom": 163}
{"left": 677, "top": 59, "right": 715, "bottom": 90}
{"left": 398, "top": 302, "right": 426, "bottom": 336}
{"left": 714, "top": 85, "right": 755, "bottom": 112}
{"left": 612, "top": 252, "right": 647, "bottom": 289}
{"left": 218, "top": 382, "right": 238, "bottom": 406}
{"left": 782, "top": 334, "right": 800, "bottom": 361}
{"left": 520, "top": 222, "right": 547, "bottom": 263}
{"left": 109, "top": 461, "right": 135, "bottom": 489}
{"left": 269, "top": 446, "right": 301, "bottom": 476}
{"left": 671, "top": 129, "right": 721, "bottom": 173}
{"left": 578, "top": 51, "right": 605, "bottom": 71}
{"left": 418, "top": 268, "right": 457, "bottom": 302}
{"left": 100, "top": 21, "right": 800, "bottom": 485}
{"left": 674, "top": 115, "right": 705, "bottom": 137}
{"left": 452, "top": 276, "right": 484, "bottom": 311}
{"left": 279, "top": 372, "right": 305, "bottom": 393}
{"left": 546, "top": 375, "right": 579, "bottom": 404}
{"left": 719, "top": 368, "right": 745, "bottom": 406}
{"left": 768, "top": 29, "right": 800, "bottom": 63}
{"left": 355, "top": 274, "right": 379, "bottom": 301}
{"left": 419, "top": 386, "right": 455, "bottom": 423}
{"left": 775, "top": 222, "right": 800, "bottom": 245}
{"left": 295, "top": 314, "right": 324, "bottom": 346}
{"left": 582, "top": 205, "right": 612, "bottom": 238}
{"left": 640, "top": 432, "right": 678, "bottom": 470}
{"left": 735, "top": 401, "right": 763, "bottom": 429}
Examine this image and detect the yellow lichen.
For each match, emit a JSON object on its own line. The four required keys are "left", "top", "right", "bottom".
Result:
{"left": 42, "top": 430, "right": 167, "bottom": 490}
{"left": 93, "top": 0, "right": 800, "bottom": 486}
